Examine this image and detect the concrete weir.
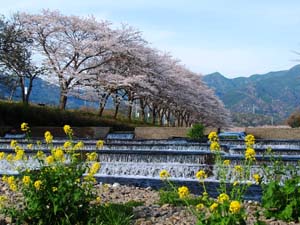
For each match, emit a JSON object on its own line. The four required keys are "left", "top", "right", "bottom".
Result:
{"left": 1, "top": 136, "right": 300, "bottom": 200}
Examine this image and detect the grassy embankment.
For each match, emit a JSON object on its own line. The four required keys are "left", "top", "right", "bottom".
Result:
{"left": 0, "top": 100, "right": 151, "bottom": 131}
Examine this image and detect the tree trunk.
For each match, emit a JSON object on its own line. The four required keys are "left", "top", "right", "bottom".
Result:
{"left": 59, "top": 93, "right": 68, "bottom": 110}
{"left": 114, "top": 102, "right": 120, "bottom": 119}
{"left": 25, "top": 77, "right": 34, "bottom": 105}
{"left": 152, "top": 107, "right": 156, "bottom": 125}
{"left": 98, "top": 93, "right": 110, "bottom": 117}
{"left": 127, "top": 92, "right": 133, "bottom": 122}
{"left": 140, "top": 99, "right": 146, "bottom": 123}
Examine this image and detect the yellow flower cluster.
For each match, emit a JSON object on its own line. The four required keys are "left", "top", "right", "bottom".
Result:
{"left": 10, "top": 140, "right": 17, "bottom": 148}
{"left": 73, "top": 141, "right": 84, "bottom": 150}
{"left": 209, "top": 202, "right": 218, "bottom": 212}
{"left": 52, "top": 148, "right": 65, "bottom": 162}
{"left": 21, "top": 122, "right": 30, "bottom": 132}
{"left": 0, "top": 152, "right": 5, "bottom": 160}
{"left": 45, "top": 155, "right": 54, "bottom": 164}
{"left": 196, "top": 203, "right": 204, "bottom": 211}
{"left": 34, "top": 180, "right": 42, "bottom": 190}
{"left": 63, "top": 141, "right": 72, "bottom": 149}
{"left": 210, "top": 141, "right": 220, "bottom": 152}
{"left": 89, "top": 162, "right": 100, "bottom": 175}
{"left": 3, "top": 176, "right": 17, "bottom": 191}
{"left": 245, "top": 148, "right": 256, "bottom": 161}
{"left": 245, "top": 134, "right": 255, "bottom": 147}
{"left": 96, "top": 140, "right": 104, "bottom": 149}
{"left": 196, "top": 170, "right": 207, "bottom": 180}
{"left": 217, "top": 193, "right": 229, "bottom": 203}
{"left": 44, "top": 131, "right": 53, "bottom": 144}
{"left": 208, "top": 132, "right": 218, "bottom": 142}
{"left": 14, "top": 148, "right": 25, "bottom": 161}
{"left": 223, "top": 160, "right": 230, "bottom": 166}
{"left": 36, "top": 150, "right": 44, "bottom": 159}
{"left": 159, "top": 169, "right": 170, "bottom": 179}
{"left": 22, "top": 176, "right": 31, "bottom": 186}
{"left": 229, "top": 200, "right": 241, "bottom": 214}
{"left": 178, "top": 186, "right": 189, "bottom": 199}
{"left": 234, "top": 165, "right": 243, "bottom": 173}
{"left": 253, "top": 173, "right": 261, "bottom": 184}
{"left": 63, "top": 125, "right": 73, "bottom": 136}
{"left": 87, "top": 152, "right": 98, "bottom": 161}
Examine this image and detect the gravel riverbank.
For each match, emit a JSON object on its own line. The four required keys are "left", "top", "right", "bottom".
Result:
{"left": 0, "top": 182, "right": 299, "bottom": 225}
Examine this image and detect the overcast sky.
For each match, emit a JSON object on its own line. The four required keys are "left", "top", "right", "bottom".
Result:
{"left": 1, "top": 0, "right": 300, "bottom": 78}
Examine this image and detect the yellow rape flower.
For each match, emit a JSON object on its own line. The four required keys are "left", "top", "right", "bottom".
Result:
{"left": 1, "top": 176, "right": 7, "bottom": 183}
{"left": 14, "top": 150, "right": 24, "bottom": 161}
{"left": 196, "top": 203, "right": 204, "bottom": 211}
{"left": 52, "top": 187, "right": 58, "bottom": 192}
{"left": 52, "top": 148, "right": 65, "bottom": 162}
{"left": 27, "top": 144, "right": 33, "bottom": 149}
{"left": 44, "top": 131, "right": 53, "bottom": 144}
{"left": 36, "top": 151, "right": 44, "bottom": 159}
{"left": 63, "top": 141, "right": 72, "bottom": 149}
{"left": 6, "top": 154, "right": 13, "bottom": 161}
{"left": 96, "top": 196, "right": 101, "bottom": 204}
{"left": 21, "top": 122, "right": 30, "bottom": 132}
{"left": 10, "top": 140, "right": 17, "bottom": 148}
{"left": 208, "top": 132, "right": 218, "bottom": 142}
{"left": 196, "top": 170, "right": 207, "bottom": 180}
{"left": 22, "top": 176, "right": 31, "bottom": 186}
{"left": 74, "top": 141, "right": 84, "bottom": 150}
{"left": 209, "top": 202, "right": 218, "bottom": 212}
{"left": 45, "top": 155, "right": 54, "bottom": 164}
{"left": 96, "top": 140, "right": 104, "bottom": 149}
{"left": 34, "top": 180, "right": 42, "bottom": 190}
{"left": 63, "top": 125, "right": 73, "bottom": 136}
{"left": 178, "top": 186, "right": 189, "bottom": 199}
{"left": 245, "top": 148, "right": 256, "bottom": 161}
{"left": 0, "top": 152, "right": 5, "bottom": 160}
{"left": 159, "top": 169, "right": 170, "bottom": 179}
{"left": 245, "top": 134, "right": 255, "bottom": 147}
{"left": 210, "top": 141, "right": 220, "bottom": 151}
{"left": 217, "top": 193, "right": 229, "bottom": 203}
{"left": 223, "top": 160, "right": 230, "bottom": 166}
{"left": 253, "top": 173, "right": 261, "bottom": 184}
{"left": 87, "top": 152, "right": 98, "bottom": 161}
{"left": 89, "top": 162, "right": 101, "bottom": 175}
{"left": 7, "top": 176, "right": 15, "bottom": 185}
{"left": 229, "top": 201, "right": 241, "bottom": 214}
{"left": 234, "top": 165, "right": 243, "bottom": 173}
{"left": 9, "top": 183, "right": 17, "bottom": 192}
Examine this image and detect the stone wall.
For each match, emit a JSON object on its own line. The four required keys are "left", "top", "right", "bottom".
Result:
{"left": 245, "top": 127, "right": 300, "bottom": 139}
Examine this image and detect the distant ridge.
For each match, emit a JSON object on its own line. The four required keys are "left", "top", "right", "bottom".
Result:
{"left": 203, "top": 65, "right": 300, "bottom": 126}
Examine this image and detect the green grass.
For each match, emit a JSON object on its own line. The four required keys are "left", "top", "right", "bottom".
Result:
{"left": 158, "top": 189, "right": 200, "bottom": 206}
{"left": 88, "top": 202, "right": 143, "bottom": 225}
{"left": 0, "top": 100, "right": 152, "bottom": 131}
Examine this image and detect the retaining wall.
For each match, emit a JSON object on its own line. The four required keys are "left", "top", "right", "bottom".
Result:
{"left": 245, "top": 127, "right": 300, "bottom": 139}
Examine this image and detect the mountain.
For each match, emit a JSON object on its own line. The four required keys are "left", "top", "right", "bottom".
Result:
{"left": 0, "top": 77, "right": 110, "bottom": 109}
{"left": 203, "top": 65, "right": 300, "bottom": 126}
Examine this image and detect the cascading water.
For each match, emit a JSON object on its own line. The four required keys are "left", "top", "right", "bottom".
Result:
{"left": 1, "top": 137, "right": 300, "bottom": 200}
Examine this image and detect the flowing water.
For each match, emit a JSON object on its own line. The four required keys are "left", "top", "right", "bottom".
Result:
{"left": 1, "top": 137, "right": 300, "bottom": 199}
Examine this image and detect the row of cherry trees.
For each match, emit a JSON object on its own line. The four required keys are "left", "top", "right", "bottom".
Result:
{"left": 5, "top": 10, "right": 230, "bottom": 127}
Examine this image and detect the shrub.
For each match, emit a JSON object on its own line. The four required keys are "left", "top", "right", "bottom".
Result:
{"left": 187, "top": 123, "right": 205, "bottom": 140}
{"left": 0, "top": 123, "right": 134, "bottom": 225}
{"left": 286, "top": 110, "right": 300, "bottom": 128}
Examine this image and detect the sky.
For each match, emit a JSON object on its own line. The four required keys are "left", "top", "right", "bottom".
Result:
{"left": 1, "top": 0, "right": 300, "bottom": 78}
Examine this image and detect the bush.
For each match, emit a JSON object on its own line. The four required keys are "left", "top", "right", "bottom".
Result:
{"left": 286, "top": 110, "right": 300, "bottom": 128}
{"left": 187, "top": 123, "right": 205, "bottom": 140}
{"left": 0, "top": 124, "right": 135, "bottom": 225}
